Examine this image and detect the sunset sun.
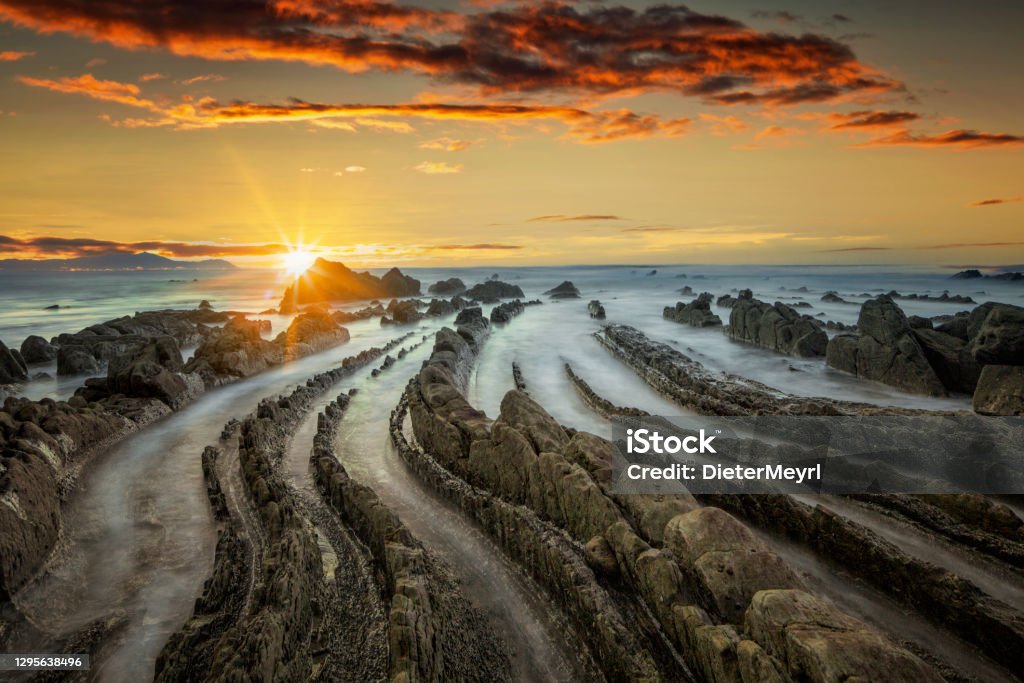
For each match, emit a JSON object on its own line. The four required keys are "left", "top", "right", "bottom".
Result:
{"left": 282, "top": 248, "right": 317, "bottom": 277}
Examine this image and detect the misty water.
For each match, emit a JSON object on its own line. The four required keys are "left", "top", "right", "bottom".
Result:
{"left": 4, "top": 264, "right": 1023, "bottom": 679}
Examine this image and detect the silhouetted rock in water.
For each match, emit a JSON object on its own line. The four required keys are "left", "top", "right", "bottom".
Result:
{"left": 727, "top": 298, "right": 827, "bottom": 357}
{"left": 663, "top": 293, "right": 722, "bottom": 328}
{"left": 888, "top": 290, "right": 975, "bottom": 304}
{"left": 464, "top": 280, "right": 525, "bottom": 303}
{"left": 679, "top": 285, "right": 694, "bottom": 296}
{"left": 911, "top": 328, "right": 981, "bottom": 394}
{"left": 0, "top": 340, "right": 29, "bottom": 384}
{"left": 588, "top": 300, "right": 606, "bottom": 320}
{"left": 794, "top": 286, "right": 810, "bottom": 293}
{"left": 490, "top": 299, "right": 526, "bottom": 323}
{"left": 381, "top": 300, "right": 423, "bottom": 325}
{"left": 426, "top": 298, "right": 455, "bottom": 317}
{"left": 198, "top": 299, "right": 213, "bottom": 310}
{"left": 278, "top": 258, "right": 420, "bottom": 312}
{"left": 973, "top": 365, "right": 1024, "bottom": 414}
{"left": 952, "top": 269, "right": 1024, "bottom": 282}
{"left": 717, "top": 288, "right": 752, "bottom": 309}
{"left": 57, "top": 347, "right": 102, "bottom": 376}
{"left": 43, "top": 304, "right": 60, "bottom": 310}
{"left": 544, "top": 280, "right": 581, "bottom": 299}
{"left": 821, "top": 291, "right": 851, "bottom": 304}
{"left": 646, "top": 269, "right": 657, "bottom": 276}
{"left": 331, "top": 302, "right": 385, "bottom": 324}
{"left": 826, "top": 296, "right": 946, "bottom": 396}
{"left": 428, "top": 277, "right": 466, "bottom": 295}
{"left": 489, "top": 272, "right": 500, "bottom": 280}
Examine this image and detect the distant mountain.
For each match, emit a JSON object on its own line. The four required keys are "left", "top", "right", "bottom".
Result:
{"left": 0, "top": 252, "right": 238, "bottom": 271}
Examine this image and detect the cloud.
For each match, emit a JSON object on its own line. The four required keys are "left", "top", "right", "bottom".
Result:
{"left": 428, "top": 243, "right": 521, "bottom": 250}
{"left": 0, "top": 0, "right": 900, "bottom": 105}
{"left": 755, "top": 125, "right": 803, "bottom": 140}
{"left": 700, "top": 113, "right": 749, "bottom": 136}
{"left": 419, "top": 136, "right": 478, "bottom": 152}
{"left": 529, "top": 214, "right": 622, "bottom": 222}
{"left": 832, "top": 14, "right": 852, "bottom": 23}
{"left": 0, "top": 50, "right": 34, "bottom": 61}
{"left": 857, "top": 129, "right": 1024, "bottom": 149}
{"left": 344, "top": 165, "right": 366, "bottom": 173}
{"left": 827, "top": 110, "right": 920, "bottom": 130}
{"left": 17, "top": 74, "right": 693, "bottom": 143}
{"left": 0, "top": 234, "right": 292, "bottom": 259}
{"left": 820, "top": 241, "right": 1024, "bottom": 253}
{"left": 621, "top": 226, "right": 680, "bottom": 233}
{"left": 85, "top": 57, "right": 106, "bottom": 67}
{"left": 970, "top": 197, "right": 1022, "bottom": 207}
{"left": 138, "top": 72, "right": 166, "bottom": 82}
{"left": 178, "top": 74, "right": 225, "bottom": 85}
{"left": 414, "top": 161, "right": 463, "bottom": 174}
{"left": 751, "top": 10, "right": 801, "bottom": 23}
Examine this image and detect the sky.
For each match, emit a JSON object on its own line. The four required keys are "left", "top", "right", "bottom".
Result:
{"left": 0, "top": 0, "right": 1022, "bottom": 269}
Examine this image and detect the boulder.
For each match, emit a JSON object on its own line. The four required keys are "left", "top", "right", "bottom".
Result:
{"left": 969, "top": 302, "right": 1024, "bottom": 365}
{"left": 20, "top": 335, "right": 58, "bottom": 364}
{"left": 727, "top": 299, "right": 826, "bottom": 357}
{"left": 911, "top": 328, "right": 981, "bottom": 394}
{"left": 544, "top": 281, "right": 581, "bottom": 299}
{"left": 56, "top": 347, "right": 102, "bottom": 376}
{"left": 820, "top": 291, "right": 849, "bottom": 304}
{"left": 381, "top": 267, "right": 421, "bottom": 297}
{"left": 588, "top": 300, "right": 606, "bottom": 320}
{"left": 427, "top": 278, "right": 466, "bottom": 295}
{"left": 665, "top": 508, "right": 803, "bottom": 623}
{"left": 973, "top": 365, "right": 1024, "bottom": 415}
{"left": 745, "top": 590, "right": 941, "bottom": 682}
{"left": 490, "top": 300, "right": 525, "bottom": 324}
{"left": 382, "top": 300, "right": 424, "bottom": 325}
{"left": 106, "top": 337, "right": 189, "bottom": 407}
{"left": 0, "top": 340, "right": 29, "bottom": 383}
{"left": 664, "top": 293, "right": 722, "bottom": 328}
{"left": 825, "top": 296, "right": 946, "bottom": 396}
{"left": 425, "top": 299, "right": 455, "bottom": 317}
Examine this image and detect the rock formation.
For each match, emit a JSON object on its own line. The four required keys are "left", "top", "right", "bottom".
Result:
{"left": 544, "top": 281, "right": 581, "bottom": 299}
{"left": 727, "top": 298, "right": 827, "bottom": 357}
{"left": 588, "top": 300, "right": 606, "bottom": 320}
{"left": 0, "top": 340, "right": 28, "bottom": 384}
{"left": 428, "top": 277, "right": 467, "bottom": 295}
{"left": 952, "top": 269, "right": 1024, "bottom": 282}
{"left": 278, "top": 259, "right": 420, "bottom": 312}
{"left": 663, "top": 293, "right": 722, "bottom": 328}
{"left": 19, "top": 335, "right": 57, "bottom": 364}
{"left": 464, "top": 280, "right": 525, "bottom": 303}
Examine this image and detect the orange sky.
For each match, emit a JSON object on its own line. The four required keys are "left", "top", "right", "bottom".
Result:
{"left": 0, "top": 0, "right": 1022, "bottom": 268}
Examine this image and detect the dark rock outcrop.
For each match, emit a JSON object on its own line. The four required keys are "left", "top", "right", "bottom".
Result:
{"left": 56, "top": 347, "right": 101, "bottom": 376}
{"left": 973, "top": 365, "right": 1024, "bottom": 415}
{"left": 717, "top": 289, "right": 752, "bottom": 309}
{"left": 821, "top": 291, "right": 851, "bottom": 304}
{"left": 0, "top": 340, "right": 29, "bottom": 384}
{"left": 428, "top": 277, "right": 466, "bottom": 295}
{"left": 489, "top": 300, "right": 525, "bottom": 323}
{"left": 663, "top": 293, "right": 722, "bottom": 328}
{"left": 380, "top": 299, "right": 423, "bottom": 325}
{"left": 826, "top": 296, "right": 946, "bottom": 395}
{"left": 544, "top": 281, "right": 581, "bottom": 299}
{"left": 278, "top": 258, "right": 420, "bottom": 312}
{"left": 727, "top": 298, "right": 827, "bottom": 357}
{"left": 969, "top": 302, "right": 1024, "bottom": 365}
{"left": 889, "top": 290, "right": 975, "bottom": 304}
{"left": 952, "top": 269, "right": 1024, "bottom": 282}
{"left": 464, "top": 280, "right": 525, "bottom": 303}
{"left": 588, "top": 300, "right": 606, "bottom": 320}
{"left": 20, "top": 335, "right": 57, "bottom": 364}
{"left": 103, "top": 337, "right": 192, "bottom": 408}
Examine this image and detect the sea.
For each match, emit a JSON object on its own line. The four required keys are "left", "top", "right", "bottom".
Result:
{"left": 2, "top": 264, "right": 1020, "bottom": 409}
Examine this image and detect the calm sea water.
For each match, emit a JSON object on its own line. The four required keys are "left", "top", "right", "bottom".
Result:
{"left": 2, "top": 264, "right": 1020, "bottom": 407}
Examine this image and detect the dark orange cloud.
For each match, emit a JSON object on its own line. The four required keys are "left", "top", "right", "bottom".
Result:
{"left": 0, "top": 234, "right": 291, "bottom": 259}
{"left": 17, "top": 74, "right": 690, "bottom": 143}
{"left": 820, "top": 241, "right": 1024, "bottom": 253}
{"left": 970, "top": 197, "right": 1022, "bottom": 207}
{"left": 827, "top": 110, "right": 919, "bottom": 130}
{"left": 0, "top": 49, "right": 34, "bottom": 61}
{"left": 0, "top": 0, "right": 899, "bottom": 104}
{"left": 529, "top": 214, "right": 622, "bottom": 222}
{"left": 857, "top": 129, "right": 1024, "bottom": 149}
